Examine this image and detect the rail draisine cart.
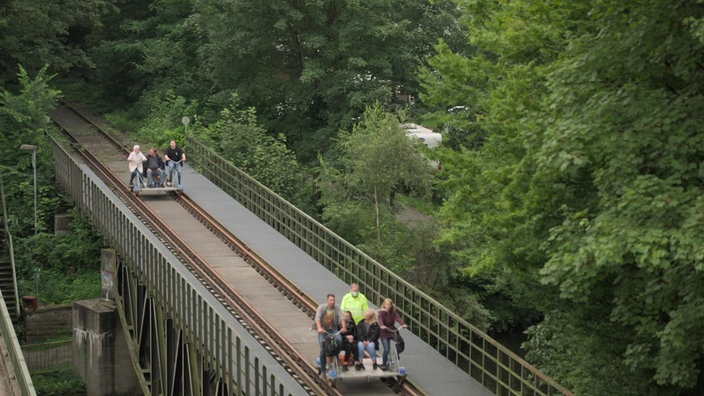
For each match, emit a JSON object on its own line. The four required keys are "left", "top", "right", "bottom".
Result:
{"left": 315, "top": 329, "right": 407, "bottom": 390}
{"left": 129, "top": 174, "right": 182, "bottom": 196}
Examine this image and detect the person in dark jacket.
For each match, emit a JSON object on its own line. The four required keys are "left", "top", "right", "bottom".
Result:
{"left": 378, "top": 298, "right": 407, "bottom": 371}
{"left": 355, "top": 309, "right": 380, "bottom": 370}
{"left": 164, "top": 140, "right": 186, "bottom": 188}
{"left": 143, "top": 148, "right": 165, "bottom": 187}
{"left": 339, "top": 311, "right": 358, "bottom": 371}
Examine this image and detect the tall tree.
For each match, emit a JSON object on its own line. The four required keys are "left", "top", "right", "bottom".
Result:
{"left": 203, "top": 94, "right": 309, "bottom": 207}
{"left": 421, "top": 0, "right": 704, "bottom": 394}
{"left": 0, "top": 66, "right": 61, "bottom": 235}
{"left": 0, "top": 0, "right": 115, "bottom": 85}
{"left": 84, "top": 0, "right": 197, "bottom": 107}
{"left": 319, "top": 103, "right": 431, "bottom": 243}
{"left": 534, "top": 1, "right": 704, "bottom": 393}
{"left": 192, "top": 0, "right": 463, "bottom": 160}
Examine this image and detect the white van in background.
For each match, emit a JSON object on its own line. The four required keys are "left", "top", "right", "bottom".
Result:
{"left": 401, "top": 123, "right": 442, "bottom": 148}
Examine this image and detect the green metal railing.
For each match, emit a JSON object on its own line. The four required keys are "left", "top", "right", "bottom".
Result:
{"left": 0, "top": 287, "right": 36, "bottom": 396}
{"left": 21, "top": 339, "right": 72, "bottom": 371}
{"left": 51, "top": 136, "right": 299, "bottom": 396}
{"left": 187, "top": 136, "right": 573, "bottom": 396}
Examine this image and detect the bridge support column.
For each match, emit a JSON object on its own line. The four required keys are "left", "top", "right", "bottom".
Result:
{"left": 73, "top": 299, "right": 138, "bottom": 396}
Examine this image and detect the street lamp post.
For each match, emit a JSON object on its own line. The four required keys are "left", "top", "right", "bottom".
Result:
{"left": 19, "top": 144, "right": 37, "bottom": 235}
{"left": 181, "top": 116, "right": 190, "bottom": 137}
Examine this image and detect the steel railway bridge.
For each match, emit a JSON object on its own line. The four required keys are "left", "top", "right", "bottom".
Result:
{"left": 0, "top": 104, "right": 572, "bottom": 396}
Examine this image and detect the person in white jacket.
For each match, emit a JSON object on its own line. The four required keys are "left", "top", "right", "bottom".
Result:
{"left": 127, "top": 145, "right": 147, "bottom": 188}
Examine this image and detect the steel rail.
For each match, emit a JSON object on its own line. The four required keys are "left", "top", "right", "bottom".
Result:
{"left": 173, "top": 194, "right": 425, "bottom": 396}
{"left": 58, "top": 100, "right": 131, "bottom": 152}
{"left": 54, "top": 102, "right": 425, "bottom": 396}
{"left": 50, "top": 114, "right": 336, "bottom": 395}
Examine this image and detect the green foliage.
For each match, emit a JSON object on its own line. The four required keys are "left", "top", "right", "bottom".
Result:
{"left": 377, "top": 217, "right": 492, "bottom": 330}
{"left": 79, "top": 0, "right": 464, "bottom": 161}
{"left": 467, "top": 269, "right": 542, "bottom": 334}
{"left": 422, "top": 0, "right": 704, "bottom": 393}
{"left": 0, "top": 66, "right": 60, "bottom": 131}
{"left": 18, "top": 269, "right": 101, "bottom": 305}
{"left": 18, "top": 1, "right": 704, "bottom": 392}
{"left": 31, "top": 365, "right": 86, "bottom": 396}
{"left": 533, "top": 1, "right": 704, "bottom": 391}
{"left": 524, "top": 313, "right": 666, "bottom": 396}
{"left": 319, "top": 107, "right": 492, "bottom": 327}
{"left": 1, "top": 66, "right": 62, "bottom": 237}
{"left": 103, "top": 108, "right": 146, "bottom": 138}
{"left": 76, "top": 0, "right": 195, "bottom": 105}
{"left": 319, "top": 103, "right": 432, "bottom": 243}
{"left": 0, "top": 0, "right": 115, "bottom": 85}
{"left": 418, "top": 41, "right": 489, "bottom": 150}
{"left": 199, "top": 94, "right": 312, "bottom": 209}
{"left": 14, "top": 211, "right": 103, "bottom": 304}
{"left": 14, "top": 211, "right": 103, "bottom": 273}
{"left": 137, "top": 90, "right": 199, "bottom": 149}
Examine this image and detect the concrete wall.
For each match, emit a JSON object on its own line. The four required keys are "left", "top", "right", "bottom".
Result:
{"left": 54, "top": 213, "right": 72, "bottom": 235}
{"left": 24, "top": 303, "right": 72, "bottom": 342}
{"left": 73, "top": 299, "right": 138, "bottom": 396}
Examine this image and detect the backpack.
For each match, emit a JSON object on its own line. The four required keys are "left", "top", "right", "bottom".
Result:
{"left": 394, "top": 332, "right": 405, "bottom": 355}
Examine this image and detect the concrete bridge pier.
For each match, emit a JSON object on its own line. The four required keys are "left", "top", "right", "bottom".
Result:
{"left": 73, "top": 299, "right": 138, "bottom": 396}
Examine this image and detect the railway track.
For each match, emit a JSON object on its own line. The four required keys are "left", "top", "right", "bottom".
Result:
{"left": 50, "top": 102, "right": 424, "bottom": 396}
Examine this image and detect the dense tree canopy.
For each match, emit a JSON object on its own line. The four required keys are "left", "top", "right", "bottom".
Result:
{"left": 5, "top": 0, "right": 704, "bottom": 393}
{"left": 1, "top": 68, "right": 104, "bottom": 310}
{"left": 319, "top": 104, "right": 431, "bottom": 243}
{"left": 75, "top": 0, "right": 464, "bottom": 160}
{"left": 0, "top": 0, "right": 114, "bottom": 86}
{"left": 191, "top": 0, "right": 463, "bottom": 158}
{"left": 421, "top": 0, "right": 704, "bottom": 394}
{"left": 203, "top": 94, "right": 309, "bottom": 207}
{"left": 0, "top": 66, "right": 61, "bottom": 234}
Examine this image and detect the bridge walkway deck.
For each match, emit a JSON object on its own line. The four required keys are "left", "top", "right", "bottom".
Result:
{"left": 179, "top": 165, "right": 490, "bottom": 396}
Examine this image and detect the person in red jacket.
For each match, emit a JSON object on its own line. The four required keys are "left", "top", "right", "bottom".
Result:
{"left": 377, "top": 298, "right": 407, "bottom": 371}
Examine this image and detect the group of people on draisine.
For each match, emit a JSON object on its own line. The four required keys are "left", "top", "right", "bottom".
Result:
{"left": 126, "top": 140, "right": 186, "bottom": 189}
{"left": 315, "top": 283, "right": 407, "bottom": 378}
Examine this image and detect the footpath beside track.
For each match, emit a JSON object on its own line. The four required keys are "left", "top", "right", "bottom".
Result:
{"left": 50, "top": 102, "right": 422, "bottom": 396}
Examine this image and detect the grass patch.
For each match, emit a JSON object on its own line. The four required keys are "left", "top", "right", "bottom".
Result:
{"left": 22, "top": 336, "right": 72, "bottom": 350}
{"left": 53, "top": 77, "right": 106, "bottom": 111}
{"left": 54, "top": 76, "right": 143, "bottom": 133}
{"left": 396, "top": 193, "right": 437, "bottom": 215}
{"left": 18, "top": 270, "right": 101, "bottom": 306}
{"left": 104, "top": 110, "right": 144, "bottom": 136}
{"left": 31, "top": 365, "right": 86, "bottom": 396}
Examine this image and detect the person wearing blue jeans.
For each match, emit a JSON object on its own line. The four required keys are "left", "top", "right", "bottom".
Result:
{"left": 164, "top": 140, "right": 186, "bottom": 189}
{"left": 315, "top": 293, "right": 346, "bottom": 378}
{"left": 377, "top": 298, "right": 407, "bottom": 371}
{"left": 356, "top": 309, "right": 380, "bottom": 370}
{"left": 379, "top": 337, "right": 391, "bottom": 367}
{"left": 144, "top": 148, "right": 164, "bottom": 187}
{"left": 127, "top": 145, "right": 146, "bottom": 190}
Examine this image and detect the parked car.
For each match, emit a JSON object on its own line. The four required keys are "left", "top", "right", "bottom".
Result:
{"left": 401, "top": 123, "right": 442, "bottom": 148}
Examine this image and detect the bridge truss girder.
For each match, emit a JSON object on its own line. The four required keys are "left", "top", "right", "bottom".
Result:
{"left": 115, "top": 256, "right": 228, "bottom": 396}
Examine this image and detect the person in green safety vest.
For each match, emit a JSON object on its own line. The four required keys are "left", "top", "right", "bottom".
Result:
{"left": 340, "top": 283, "right": 369, "bottom": 324}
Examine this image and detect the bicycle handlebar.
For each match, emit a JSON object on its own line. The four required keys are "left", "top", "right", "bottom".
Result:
{"left": 382, "top": 325, "right": 407, "bottom": 332}
{"left": 320, "top": 329, "right": 343, "bottom": 337}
